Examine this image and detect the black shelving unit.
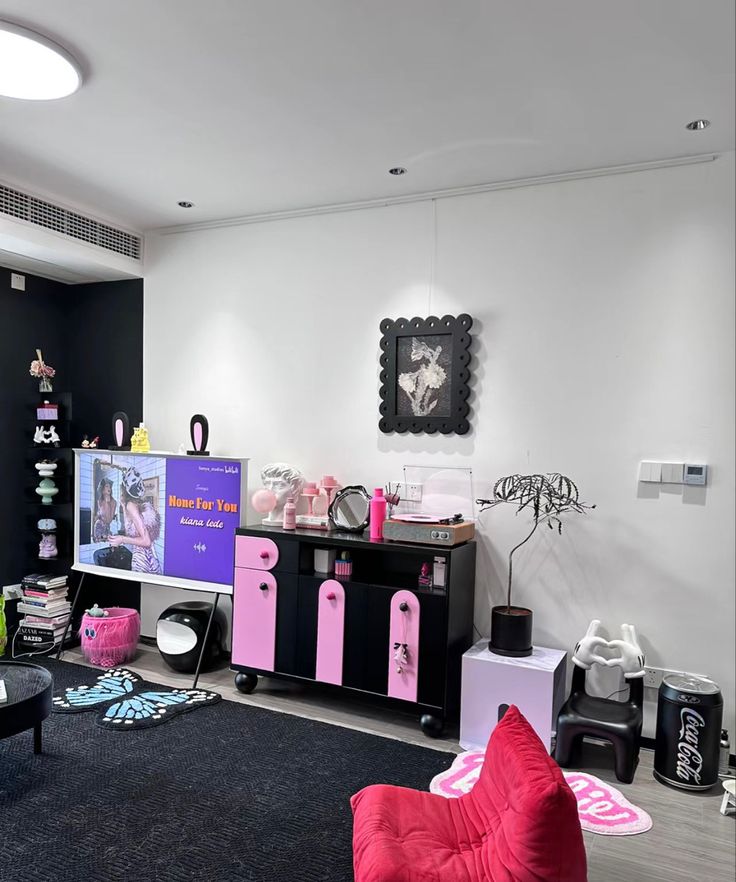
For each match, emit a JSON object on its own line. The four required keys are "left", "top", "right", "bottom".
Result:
{"left": 16, "top": 391, "right": 79, "bottom": 656}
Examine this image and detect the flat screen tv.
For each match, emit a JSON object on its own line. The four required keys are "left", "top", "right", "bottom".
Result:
{"left": 74, "top": 449, "right": 248, "bottom": 594}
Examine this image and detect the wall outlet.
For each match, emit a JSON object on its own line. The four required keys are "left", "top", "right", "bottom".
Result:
{"left": 643, "top": 666, "right": 708, "bottom": 690}
{"left": 395, "top": 482, "right": 423, "bottom": 503}
{"left": 10, "top": 273, "right": 25, "bottom": 291}
{"left": 643, "top": 666, "right": 665, "bottom": 689}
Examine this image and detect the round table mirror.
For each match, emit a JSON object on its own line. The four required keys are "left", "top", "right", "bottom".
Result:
{"left": 329, "top": 485, "right": 370, "bottom": 532}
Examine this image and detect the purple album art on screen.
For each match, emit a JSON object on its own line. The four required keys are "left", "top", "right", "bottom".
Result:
{"left": 77, "top": 450, "right": 242, "bottom": 587}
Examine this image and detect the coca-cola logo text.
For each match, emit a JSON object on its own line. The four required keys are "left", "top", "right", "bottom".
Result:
{"left": 676, "top": 708, "right": 705, "bottom": 784}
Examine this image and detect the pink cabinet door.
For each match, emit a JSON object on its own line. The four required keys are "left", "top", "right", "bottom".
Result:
{"left": 234, "top": 535, "right": 280, "bottom": 570}
{"left": 315, "top": 580, "right": 345, "bottom": 685}
{"left": 232, "top": 569, "right": 278, "bottom": 671}
{"left": 387, "top": 590, "right": 420, "bottom": 703}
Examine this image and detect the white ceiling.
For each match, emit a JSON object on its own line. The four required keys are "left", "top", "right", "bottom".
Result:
{"left": 0, "top": 0, "right": 733, "bottom": 232}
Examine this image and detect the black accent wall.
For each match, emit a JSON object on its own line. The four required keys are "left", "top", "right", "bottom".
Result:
{"left": 0, "top": 267, "right": 143, "bottom": 612}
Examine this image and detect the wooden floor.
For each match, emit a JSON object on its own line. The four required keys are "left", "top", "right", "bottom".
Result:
{"left": 63, "top": 643, "right": 735, "bottom": 882}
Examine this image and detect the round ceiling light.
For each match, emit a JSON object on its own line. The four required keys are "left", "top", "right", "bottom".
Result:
{"left": 389, "top": 167, "right": 407, "bottom": 176}
{"left": 685, "top": 119, "right": 710, "bottom": 131}
{"left": 0, "top": 20, "right": 81, "bottom": 100}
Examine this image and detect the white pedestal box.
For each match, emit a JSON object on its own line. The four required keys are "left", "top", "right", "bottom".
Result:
{"left": 460, "top": 640, "right": 568, "bottom": 753}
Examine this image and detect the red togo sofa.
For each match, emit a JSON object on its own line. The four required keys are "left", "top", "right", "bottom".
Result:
{"left": 351, "top": 706, "right": 587, "bottom": 882}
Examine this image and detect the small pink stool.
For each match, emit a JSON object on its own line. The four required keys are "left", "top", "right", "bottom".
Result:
{"left": 80, "top": 607, "right": 140, "bottom": 668}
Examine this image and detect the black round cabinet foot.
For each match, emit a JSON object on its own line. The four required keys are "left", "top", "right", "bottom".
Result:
{"left": 420, "top": 714, "right": 444, "bottom": 738}
{"left": 234, "top": 672, "right": 258, "bottom": 694}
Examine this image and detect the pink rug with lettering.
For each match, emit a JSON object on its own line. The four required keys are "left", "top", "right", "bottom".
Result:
{"left": 430, "top": 750, "right": 652, "bottom": 836}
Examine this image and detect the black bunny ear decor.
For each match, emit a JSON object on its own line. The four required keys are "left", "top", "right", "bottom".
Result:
{"left": 188, "top": 414, "right": 210, "bottom": 456}
{"left": 109, "top": 412, "right": 131, "bottom": 450}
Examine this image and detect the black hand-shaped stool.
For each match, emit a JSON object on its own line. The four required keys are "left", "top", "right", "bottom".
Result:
{"left": 555, "top": 665, "right": 643, "bottom": 783}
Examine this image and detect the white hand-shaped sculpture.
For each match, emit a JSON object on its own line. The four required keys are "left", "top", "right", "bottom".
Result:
{"left": 606, "top": 624, "right": 645, "bottom": 679}
{"left": 572, "top": 619, "right": 610, "bottom": 669}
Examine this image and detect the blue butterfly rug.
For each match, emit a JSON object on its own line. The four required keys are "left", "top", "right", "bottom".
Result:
{"left": 52, "top": 667, "right": 220, "bottom": 731}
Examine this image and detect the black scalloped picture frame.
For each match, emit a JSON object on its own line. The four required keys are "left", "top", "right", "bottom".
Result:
{"left": 379, "top": 314, "right": 473, "bottom": 435}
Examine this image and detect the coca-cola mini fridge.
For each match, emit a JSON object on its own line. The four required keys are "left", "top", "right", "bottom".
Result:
{"left": 654, "top": 674, "right": 723, "bottom": 791}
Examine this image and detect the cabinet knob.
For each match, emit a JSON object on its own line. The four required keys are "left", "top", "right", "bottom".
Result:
{"left": 399, "top": 601, "right": 409, "bottom": 612}
{"left": 326, "top": 592, "right": 336, "bottom": 601}
{"left": 259, "top": 582, "right": 269, "bottom": 591}
{"left": 259, "top": 550, "right": 269, "bottom": 559}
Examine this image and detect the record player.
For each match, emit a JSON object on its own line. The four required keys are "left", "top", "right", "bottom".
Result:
{"left": 382, "top": 466, "right": 476, "bottom": 546}
{"left": 382, "top": 513, "right": 475, "bottom": 547}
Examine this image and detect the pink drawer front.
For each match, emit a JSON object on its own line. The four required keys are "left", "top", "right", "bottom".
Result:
{"left": 234, "top": 535, "right": 279, "bottom": 570}
{"left": 232, "top": 569, "right": 277, "bottom": 671}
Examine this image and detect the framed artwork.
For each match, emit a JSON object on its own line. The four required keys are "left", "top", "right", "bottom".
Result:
{"left": 379, "top": 314, "right": 473, "bottom": 434}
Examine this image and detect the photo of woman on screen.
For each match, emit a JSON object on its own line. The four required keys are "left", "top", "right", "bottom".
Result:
{"left": 92, "top": 477, "right": 118, "bottom": 542}
{"left": 107, "top": 467, "right": 162, "bottom": 575}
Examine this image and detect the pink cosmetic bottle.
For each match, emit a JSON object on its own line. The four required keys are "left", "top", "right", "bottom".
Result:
{"left": 283, "top": 497, "right": 297, "bottom": 530}
{"left": 369, "top": 487, "right": 387, "bottom": 540}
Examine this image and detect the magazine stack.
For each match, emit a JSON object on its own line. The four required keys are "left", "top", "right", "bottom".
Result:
{"left": 16, "top": 573, "right": 72, "bottom": 651}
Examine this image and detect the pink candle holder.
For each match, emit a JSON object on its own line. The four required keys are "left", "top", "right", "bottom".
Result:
{"left": 302, "top": 482, "right": 319, "bottom": 516}
{"left": 320, "top": 475, "right": 340, "bottom": 505}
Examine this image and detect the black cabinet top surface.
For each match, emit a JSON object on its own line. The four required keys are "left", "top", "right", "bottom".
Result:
{"left": 237, "top": 523, "right": 474, "bottom": 555}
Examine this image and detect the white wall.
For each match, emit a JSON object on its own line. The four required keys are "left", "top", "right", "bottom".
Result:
{"left": 143, "top": 154, "right": 735, "bottom": 737}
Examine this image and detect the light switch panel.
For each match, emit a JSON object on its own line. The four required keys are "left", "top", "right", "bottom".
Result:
{"left": 661, "top": 463, "right": 684, "bottom": 484}
{"left": 639, "top": 461, "right": 662, "bottom": 482}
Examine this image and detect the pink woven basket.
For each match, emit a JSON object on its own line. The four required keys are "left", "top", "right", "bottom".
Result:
{"left": 80, "top": 606, "right": 140, "bottom": 667}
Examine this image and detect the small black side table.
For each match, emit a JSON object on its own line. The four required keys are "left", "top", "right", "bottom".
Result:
{"left": 0, "top": 661, "right": 53, "bottom": 754}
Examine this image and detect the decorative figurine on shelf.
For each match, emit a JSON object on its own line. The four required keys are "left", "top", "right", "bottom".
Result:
{"left": 110, "top": 411, "right": 131, "bottom": 451}
{"left": 85, "top": 604, "right": 109, "bottom": 618}
{"left": 38, "top": 532, "right": 58, "bottom": 559}
{"left": 34, "top": 460, "right": 57, "bottom": 477}
{"left": 89, "top": 436, "right": 99, "bottom": 448}
{"left": 257, "top": 462, "right": 305, "bottom": 526}
{"left": 188, "top": 414, "right": 210, "bottom": 456}
{"left": 418, "top": 562, "right": 433, "bottom": 588}
{"left": 130, "top": 423, "right": 151, "bottom": 453}
{"left": 81, "top": 435, "right": 90, "bottom": 448}
{"left": 36, "top": 425, "right": 60, "bottom": 447}
{"left": 36, "top": 477, "right": 58, "bottom": 504}
{"left": 29, "top": 349, "right": 56, "bottom": 393}
{"left": 37, "top": 518, "right": 56, "bottom": 532}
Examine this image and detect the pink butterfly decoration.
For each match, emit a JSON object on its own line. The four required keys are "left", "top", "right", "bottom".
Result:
{"left": 430, "top": 751, "right": 652, "bottom": 836}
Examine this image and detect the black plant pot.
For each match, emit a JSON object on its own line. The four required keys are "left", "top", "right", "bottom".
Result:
{"left": 489, "top": 605, "right": 533, "bottom": 657}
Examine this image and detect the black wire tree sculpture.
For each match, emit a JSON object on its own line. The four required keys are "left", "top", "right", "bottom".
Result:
{"left": 477, "top": 473, "right": 595, "bottom": 655}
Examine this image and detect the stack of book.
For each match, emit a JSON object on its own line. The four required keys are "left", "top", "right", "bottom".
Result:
{"left": 16, "top": 573, "right": 72, "bottom": 649}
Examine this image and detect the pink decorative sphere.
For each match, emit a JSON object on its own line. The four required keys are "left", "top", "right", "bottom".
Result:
{"left": 251, "top": 488, "right": 277, "bottom": 514}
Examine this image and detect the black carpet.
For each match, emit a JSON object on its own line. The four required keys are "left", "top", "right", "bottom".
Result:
{"left": 0, "top": 658, "right": 453, "bottom": 882}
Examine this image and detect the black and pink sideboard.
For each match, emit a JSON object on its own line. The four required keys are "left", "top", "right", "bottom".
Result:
{"left": 230, "top": 525, "right": 476, "bottom": 736}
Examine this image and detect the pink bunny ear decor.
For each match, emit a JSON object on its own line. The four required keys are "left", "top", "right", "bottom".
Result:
{"left": 188, "top": 414, "right": 210, "bottom": 456}
{"left": 606, "top": 624, "right": 646, "bottom": 679}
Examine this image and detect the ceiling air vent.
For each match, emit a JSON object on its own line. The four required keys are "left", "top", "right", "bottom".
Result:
{"left": 0, "top": 184, "right": 142, "bottom": 260}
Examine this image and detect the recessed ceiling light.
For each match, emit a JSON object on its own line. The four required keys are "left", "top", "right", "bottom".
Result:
{"left": 177, "top": 201, "right": 195, "bottom": 208}
{"left": 685, "top": 119, "right": 710, "bottom": 131}
{"left": 0, "top": 20, "right": 81, "bottom": 100}
{"left": 389, "top": 167, "right": 407, "bottom": 176}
